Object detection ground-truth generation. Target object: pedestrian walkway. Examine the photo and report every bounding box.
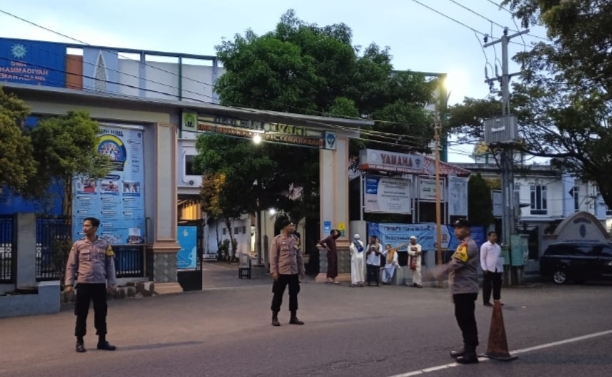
[202,261,271,289]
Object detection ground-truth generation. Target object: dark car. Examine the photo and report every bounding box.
[540,242,612,284]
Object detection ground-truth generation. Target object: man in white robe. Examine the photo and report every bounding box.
[349,234,365,287]
[408,235,423,288]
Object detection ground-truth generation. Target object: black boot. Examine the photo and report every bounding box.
[450,349,464,359]
[76,337,86,353]
[456,346,478,364]
[97,335,116,351]
[289,311,304,325]
[271,312,281,327]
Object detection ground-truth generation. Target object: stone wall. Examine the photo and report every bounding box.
[60,281,155,304]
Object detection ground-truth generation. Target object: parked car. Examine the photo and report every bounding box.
[540,242,612,284]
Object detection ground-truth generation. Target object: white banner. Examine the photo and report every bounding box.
[364,176,411,214]
[492,190,502,217]
[418,178,444,201]
[448,176,468,216]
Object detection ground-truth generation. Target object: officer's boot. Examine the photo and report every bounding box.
[289,311,304,325]
[271,311,281,327]
[97,334,117,351]
[76,336,86,353]
[455,344,479,364]
[449,348,464,359]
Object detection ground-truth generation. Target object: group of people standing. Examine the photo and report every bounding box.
[348,234,423,288]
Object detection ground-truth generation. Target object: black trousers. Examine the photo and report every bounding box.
[453,293,479,349]
[483,271,503,304]
[74,283,108,338]
[271,274,300,313]
[366,264,379,284]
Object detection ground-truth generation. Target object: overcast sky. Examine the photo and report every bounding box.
[0,0,549,162]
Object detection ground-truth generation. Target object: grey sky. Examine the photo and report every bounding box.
[0,0,549,162]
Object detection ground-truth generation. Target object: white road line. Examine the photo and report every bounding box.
[387,329,612,377]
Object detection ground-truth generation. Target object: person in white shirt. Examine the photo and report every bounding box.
[408,236,423,288]
[480,231,504,307]
[349,234,365,287]
[365,236,383,286]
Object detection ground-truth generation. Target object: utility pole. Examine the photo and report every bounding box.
[434,105,443,288]
[484,27,529,285]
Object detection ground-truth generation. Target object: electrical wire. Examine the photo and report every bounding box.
[483,0,549,42]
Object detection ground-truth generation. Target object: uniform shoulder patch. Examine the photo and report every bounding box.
[106,245,115,257]
[452,244,468,263]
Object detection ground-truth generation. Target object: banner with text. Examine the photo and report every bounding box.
[0,38,66,87]
[364,175,412,214]
[72,125,146,245]
[448,176,468,216]
[367,222,486,252]
[418,178,444,201]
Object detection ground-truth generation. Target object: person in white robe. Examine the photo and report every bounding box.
[408,235,423,288]
[349,234,365,287]
[381,244,400,284]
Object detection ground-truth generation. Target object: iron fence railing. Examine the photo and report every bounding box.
[114,245,145,278]
[36,216,72,281]
[0,215,16,283]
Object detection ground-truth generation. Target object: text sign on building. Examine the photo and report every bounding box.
[359,149,425,174]
[484,115,518,144]
[0,38,67,87]
[364,176,412,214]
[448,176,468,216]
[72,124,146,245]
[181,112,329,148]
[418,177,444,201]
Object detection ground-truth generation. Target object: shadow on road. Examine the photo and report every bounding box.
[118,341,204,351]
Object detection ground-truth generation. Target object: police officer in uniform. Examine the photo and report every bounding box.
[270,217,305,327]
[65,217,117,353]
[432,218,480,364]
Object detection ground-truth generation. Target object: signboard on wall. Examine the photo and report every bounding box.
[72,125,146,245]
[448,176,468,216]
[367,222,487,252]
[0,38,67,87]
[359,149,425,174]
[492,190,503,217]
[177,226,198,269]
[364,176,412,214]
[182,113,328,148]
[418,178,444,201]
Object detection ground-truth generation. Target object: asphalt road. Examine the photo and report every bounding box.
[0,280,610,377]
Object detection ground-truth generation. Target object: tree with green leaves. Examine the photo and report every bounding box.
[196,134,277,258]
[448,1,612,207]
[468,173,495,226]
[203,10,436,231]
[28,111,112,216]
[0,87,37,195]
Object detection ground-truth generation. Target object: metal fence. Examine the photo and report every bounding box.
[36,216,72,281]
[0,215,16,283]
[114,245,145,278]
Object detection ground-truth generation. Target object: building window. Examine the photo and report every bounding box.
[184,155,200,176]
[573,186,580,212]
[530,185,547,215]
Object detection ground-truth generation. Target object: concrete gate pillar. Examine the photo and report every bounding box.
[145,122,182,294]
[316,135,351,282]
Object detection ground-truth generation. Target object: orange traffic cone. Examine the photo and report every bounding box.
[483,301,518,361]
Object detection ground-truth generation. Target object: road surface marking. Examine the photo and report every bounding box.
[387,329,612,377]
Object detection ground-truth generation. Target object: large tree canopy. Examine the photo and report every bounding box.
[200,10,437,224]
[448,1,612,208]
[0,87,37,195]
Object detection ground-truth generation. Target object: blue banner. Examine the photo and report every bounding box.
[177,226,198,269]
[367,222,486,252]
[0,38,66,87]
[72,125,145,245]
